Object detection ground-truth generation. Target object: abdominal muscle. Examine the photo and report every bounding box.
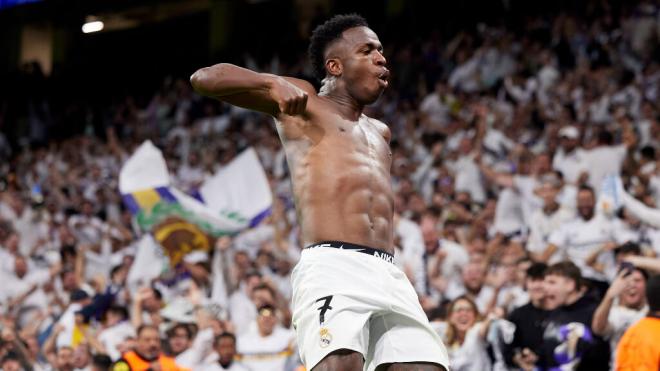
[282,121,394,254]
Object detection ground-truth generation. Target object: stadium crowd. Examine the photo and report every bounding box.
[0,1,660,370]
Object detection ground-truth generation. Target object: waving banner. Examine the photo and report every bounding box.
[119,141,271,265]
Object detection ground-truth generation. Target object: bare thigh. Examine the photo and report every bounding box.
[312,349,364,371]
[375,362,447,371]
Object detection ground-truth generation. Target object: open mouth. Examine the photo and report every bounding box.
[378,69,390,86]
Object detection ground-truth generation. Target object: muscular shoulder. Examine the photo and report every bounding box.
[282,77,317,96]
[365,116,392,143]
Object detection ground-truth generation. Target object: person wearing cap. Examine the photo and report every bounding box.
[552,126,588,185]
[112,324,189,371]
[236,304,298,371]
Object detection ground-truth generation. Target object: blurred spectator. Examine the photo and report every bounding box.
[539,261,609,370]
[615,274,660,371]
[0,3,656,370]
[112,324,189,371]
[591,265,648,367]
[546,186,627,296]
[236,304,297,371]
[526,174,574,263]
[200,332,249,371]
[432,296,494,370]
[504,262,549,370]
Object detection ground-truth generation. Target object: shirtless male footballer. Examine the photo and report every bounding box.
[191,14,449,371]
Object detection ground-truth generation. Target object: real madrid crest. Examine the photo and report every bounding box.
[319,327,333,348]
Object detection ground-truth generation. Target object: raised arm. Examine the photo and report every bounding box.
[190,63,313,117]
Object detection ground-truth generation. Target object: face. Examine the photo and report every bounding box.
[256,307,278,336]
[56,347,75,371]
[14,257,28,278]
[420,219,439,253]
[544,274,577,310]
[61,271,78,291]
[137,327,161,359]
[533,154,551,174]
[216,337,237,367]
[449,299,477,334]
[142,289,162,312]
[462,263,485,292]
[1,359,20,371]
[620,270,646,308]
[328,26,388,105]
[561,136,578,151]
[526,278,546,305]
[73,344,90,368]
[577,189,595,220]
[536,182,559,206]
[252,288,275,308]
[168,327,191,355]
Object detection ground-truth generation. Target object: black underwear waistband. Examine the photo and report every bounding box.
[305,241,394,264]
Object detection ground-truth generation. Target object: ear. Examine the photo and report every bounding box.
[325,58,342,77]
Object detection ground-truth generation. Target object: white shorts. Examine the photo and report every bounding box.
[291,243,449,371]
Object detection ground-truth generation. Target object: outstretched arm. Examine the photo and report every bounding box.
[190,63,313,117]
[621,191,660,229]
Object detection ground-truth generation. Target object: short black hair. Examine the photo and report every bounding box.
[613,241,642,257]
[92,354,113,370]
[578,184,595,197]
[647,274,660,312]
[106,305,129,321]
[167,323,193,340]
[214,332,237,346]
[545,261,583,290]
[308,14,369,80]
[527,262,548,281]
[136,324,159,337]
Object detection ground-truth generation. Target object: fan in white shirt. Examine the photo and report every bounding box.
[546,186,627,285]
[419,81,452,129]
[552,126,588,185]
[199,333,250,371]
[420,216,470,304]
[431,296,493,371]
[582,129,635,192]
[480,152,552,234]
[236,304,298,371]
[527,174,575,264]
[591,267,648,367]
[98,306,136,361]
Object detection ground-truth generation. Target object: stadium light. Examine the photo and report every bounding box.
[82,20,104,33]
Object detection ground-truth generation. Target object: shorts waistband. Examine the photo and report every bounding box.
[305,241,394,264]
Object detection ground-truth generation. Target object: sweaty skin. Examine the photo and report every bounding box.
[276,101,393,253]
[191,26,394,254]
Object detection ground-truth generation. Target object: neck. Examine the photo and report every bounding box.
[220,359,233,368]
[531,297,545,309]
[135,350,158,362]
[455,330,466,345]
[565,290,583,306]
[319,77,363,120]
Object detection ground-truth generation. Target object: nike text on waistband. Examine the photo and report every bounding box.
[305,241,394,264]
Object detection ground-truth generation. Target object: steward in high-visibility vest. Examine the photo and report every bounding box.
[112,325,190,371]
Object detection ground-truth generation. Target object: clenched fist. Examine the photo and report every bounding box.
[269,77,308,116]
